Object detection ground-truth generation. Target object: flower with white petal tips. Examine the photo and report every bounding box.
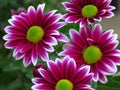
[59,24,120,83]
[3,4,69,67]
[31,56,94,90]
[62,0,115,27]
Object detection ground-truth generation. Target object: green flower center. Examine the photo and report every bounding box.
[81,5,98,18]
[27,26,44,43]
[83,46,102,64]
[55,79,73,90]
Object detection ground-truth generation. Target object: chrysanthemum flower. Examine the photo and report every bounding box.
[62,0,115,27]
[32,56,94,90]
[3,4,69,67]
[11,7,27,15]
[59,24,120,83]
[33,64,47,77]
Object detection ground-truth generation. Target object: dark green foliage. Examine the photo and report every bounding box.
[97,76,120,90]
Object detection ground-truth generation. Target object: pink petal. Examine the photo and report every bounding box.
[23,51,32,67]
[69,29,85,48]
[43,36,58,46]
[92,24,102,41]
[54,32,69,42]
[99,74,107,83]
[15,52,24,60]
[43,44,54,52]
[47,60,61,80]
[103,11,115,18]
[4,26,26,35]
[38,68,56,85]
[27,6,36,25]
[37,43,49,60]
[31,45,38,65]
[43,14,63,28]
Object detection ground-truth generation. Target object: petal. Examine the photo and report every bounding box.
[92,24,102,41]
[4,26,26,35]
[31,84,53,90]
[11,15,30,30]
[99,58,117,75]
[105,6,116,11]
[99,74,108,83]
[47,60,61,81]
[15,52,24,60]
[4,40,21,49]
[103,11,115,18]
[45,22,66,32]
[69,29,85,48]
[54,32,69,42]
[65,58,76,80]
[43,36,58,46]
[32,78,47,84]
[23,51,32,67]
[91,64,99,82]
[80,18,87,27]
[43,14,63,29]
[75,84,93,90]
[20,42,33,53]
[44,10,57,19]
[36,4,45,25]
[62,2,72,9]
[37,3,45,13]
[37,43,49,60]
[38,68,56,85]
[27,6,36,25]
[102,41,118,53]
[43,44,54,52]
[98,30,114,46]
[31,45,38,66]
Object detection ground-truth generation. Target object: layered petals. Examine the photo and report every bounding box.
[62,0,115,27]
[32,56,94,90]
[59,24,120,83]
[3,4,68,67]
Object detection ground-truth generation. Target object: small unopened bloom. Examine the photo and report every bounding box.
[33,64,47,77]
[11,7,27,15]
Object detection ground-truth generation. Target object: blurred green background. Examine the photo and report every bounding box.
[0,0,120,90]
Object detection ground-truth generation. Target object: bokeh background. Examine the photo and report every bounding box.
[0,0,120,90]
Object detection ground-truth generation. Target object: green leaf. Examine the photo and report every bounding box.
[0,0,8,7]
[97,76,120,90]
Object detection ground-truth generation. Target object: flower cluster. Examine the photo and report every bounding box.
[3,0,120,90]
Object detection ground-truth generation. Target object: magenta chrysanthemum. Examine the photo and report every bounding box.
[31,56,93,90]
[33,64,47,77]
[3,4,69,67]
[62,0,115,27]
[11,7,27,15]
[59,24,120,83]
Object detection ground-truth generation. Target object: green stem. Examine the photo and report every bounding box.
[91,81,97,89]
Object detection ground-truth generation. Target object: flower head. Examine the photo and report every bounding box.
[62,0,115,27]
[33,64,47,77]
[3,4,69,67]
[31,56,93,90]
[11,7,27,15]
[59,24,120,83]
